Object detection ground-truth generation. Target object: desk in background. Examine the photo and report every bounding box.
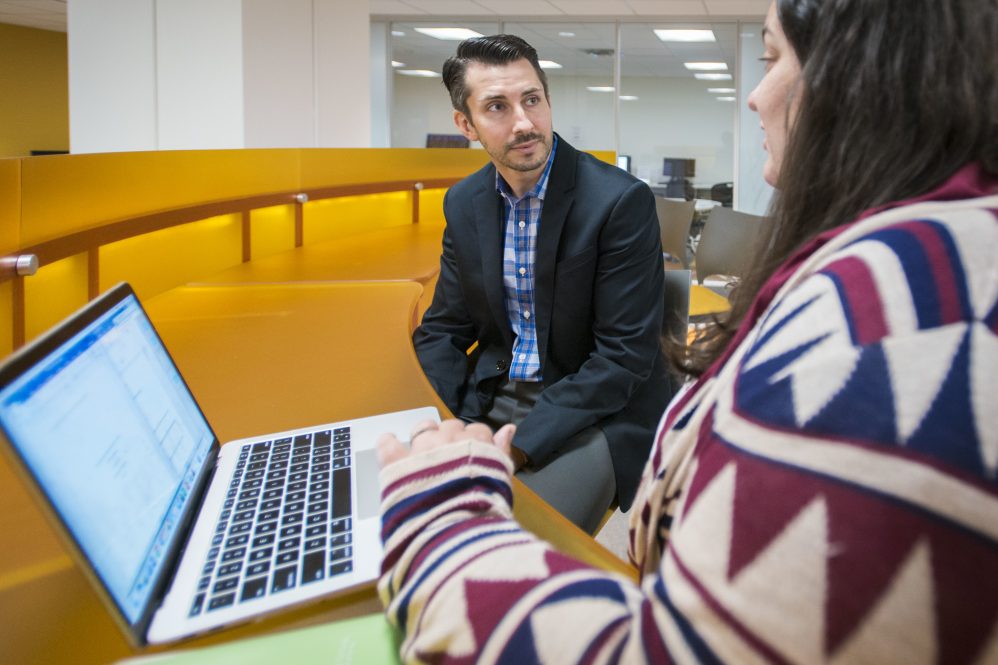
[0,282,635,665]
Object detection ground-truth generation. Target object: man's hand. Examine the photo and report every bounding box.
[377,418,518,468]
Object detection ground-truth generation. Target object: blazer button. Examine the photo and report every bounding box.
[495,359,507,372]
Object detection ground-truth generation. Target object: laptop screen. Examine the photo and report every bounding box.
[0,292,214,624]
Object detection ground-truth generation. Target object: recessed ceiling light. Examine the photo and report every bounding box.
[586,86,615,92]
[707,88,736,93]
[558,31,575,37]
[619,95,639,101]
[414,27,484,41]
[684,62,728,71]
[694,73,733,80]
[539,60,562,69]
[717,96,736,101]
[391,61,406,68]
[654,29,715,42]
[397,69,441,77]
[391,30,405,37]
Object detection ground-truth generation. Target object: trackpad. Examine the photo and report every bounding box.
[355,449,381,519]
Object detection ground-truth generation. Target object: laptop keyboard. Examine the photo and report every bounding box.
[189,427,353,616]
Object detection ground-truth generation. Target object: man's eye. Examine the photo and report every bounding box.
[487,103,504,112]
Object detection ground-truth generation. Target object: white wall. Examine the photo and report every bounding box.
[156,0,244,150]
[68,0,158,153]
[69,0,371,152]
[737,22,772,214]
[242,0,314,149]
[369,21,391,148]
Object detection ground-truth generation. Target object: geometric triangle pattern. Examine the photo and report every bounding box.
[377,193,998,665]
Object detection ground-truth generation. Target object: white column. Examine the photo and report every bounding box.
[735,21,772,215]
[67,0,372,152]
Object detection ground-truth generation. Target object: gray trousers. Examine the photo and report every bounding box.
[476,380,615,535]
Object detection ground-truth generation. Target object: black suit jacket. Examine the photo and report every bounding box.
[413,137,672,510]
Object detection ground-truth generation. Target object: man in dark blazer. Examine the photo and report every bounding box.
[412,34,672,533]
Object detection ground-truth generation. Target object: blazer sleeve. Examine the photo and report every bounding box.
[514,179,665,466]
[412,195,478,414]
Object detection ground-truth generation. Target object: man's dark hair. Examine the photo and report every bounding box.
[442,34,550,119]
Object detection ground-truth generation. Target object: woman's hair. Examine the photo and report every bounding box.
[676,0,998,376]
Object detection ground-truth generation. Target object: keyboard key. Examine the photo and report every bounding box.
[197,576,211,591]
[311,471,330,483]
[241,576,268,601]
[221,547,246,562]
[259,509,279,522]
[261,498,281,511]
[331,546,352,561]
[331,518,351,534]
[252,534,275,548]
[208,593,236,611]
[213,576,239,593]
[287,491,306,502]
[211,534,224,547]
[226,533,249,548]
[282,513,303,525]
[307,502,325,514]
[305,537,324,551]
[229,522,252,535]
[278,537,301,552]
[217,561,243,577]
[236,499,257,511]
[285,501,304,513]
[307,512,327,525]
[249,547,273,562]
[329,561,352,577]
[309,490,329,503]
[280,524,303,538]
[246,561,270,577]
[290,462,308,473]
[333,458,348,469]
[263,489,282,500]
[252,442,271,453]
[276,550,299,565]
[272,566,297,592]
[306,524,327,537]
[189,593,206,616]
[332,468,351,518]
[302,551,325,583]
[330,533,352,546]
[288,481,306,492]
[255,521,277,535]
[238,488,260,500]
[207,546,220,560]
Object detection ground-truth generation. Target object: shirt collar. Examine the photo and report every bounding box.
[495,134,558,203]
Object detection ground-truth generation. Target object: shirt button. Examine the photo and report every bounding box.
[518,267,526,276]
[518,221,525,229]
[523,310,531,319]
[519,354,526,361]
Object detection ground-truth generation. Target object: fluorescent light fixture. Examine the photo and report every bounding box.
[695,73,733,80]
[391,30,405,37]
[539,60,563,69]
[586,86,615,92]
[684,62,728,71]
[619,95,639,101]
[654,29,716,42]
[558,31,575,37]
[397,69,441,77]
[391,61,406,68]
[414,27,484,41]
[707,88,736,93]
[717,96,736,101]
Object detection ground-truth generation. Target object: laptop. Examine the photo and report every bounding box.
[0,283,438,646]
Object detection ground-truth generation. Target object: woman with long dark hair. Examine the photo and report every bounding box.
[376,1,998,662]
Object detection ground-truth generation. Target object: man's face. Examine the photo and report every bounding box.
[453,58,553,178]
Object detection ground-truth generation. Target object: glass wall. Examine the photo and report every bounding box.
[379,18,767,210]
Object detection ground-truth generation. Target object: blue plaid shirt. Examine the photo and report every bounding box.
[496,135,558,382]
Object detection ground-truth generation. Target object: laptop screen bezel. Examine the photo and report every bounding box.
[0,282,222,647]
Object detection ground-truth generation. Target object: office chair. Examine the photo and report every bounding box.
[694,206,766,284]
[655,197,696,268]
[710,182,734,208]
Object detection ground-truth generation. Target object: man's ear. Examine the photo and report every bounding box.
[453,110,478,142]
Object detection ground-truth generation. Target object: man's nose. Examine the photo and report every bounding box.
[511,104,535,134]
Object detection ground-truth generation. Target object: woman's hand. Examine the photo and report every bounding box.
[377,418,517,468]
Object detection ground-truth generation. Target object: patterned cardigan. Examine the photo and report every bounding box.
[379,167,998,664]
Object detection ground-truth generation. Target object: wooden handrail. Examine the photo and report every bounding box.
[0,177,460,286]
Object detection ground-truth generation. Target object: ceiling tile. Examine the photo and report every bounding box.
[703,0,770,16]
[401,0,495,14]
[625,0,707,15]
[473,0,565,15]
[369,0,428,14]
[547,0,636,16]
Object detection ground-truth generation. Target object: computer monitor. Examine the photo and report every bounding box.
[425,133,470,148]
[616,154,632,174]
[663,158,696,180]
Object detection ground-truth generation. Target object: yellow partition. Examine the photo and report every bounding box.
[0,281,11,356]
[418,188,447,225]
[304,192,411,245]
[250,205,296,260]
[99,214,242,301]
[19,150,301,247]
[299,148,489,188]
[22,253,88,342]
[0,159,20,254]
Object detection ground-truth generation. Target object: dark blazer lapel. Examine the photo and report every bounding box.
[534,137,577,371]
[473,169,513,347]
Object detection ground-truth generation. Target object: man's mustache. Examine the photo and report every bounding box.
[506,134,544,150]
